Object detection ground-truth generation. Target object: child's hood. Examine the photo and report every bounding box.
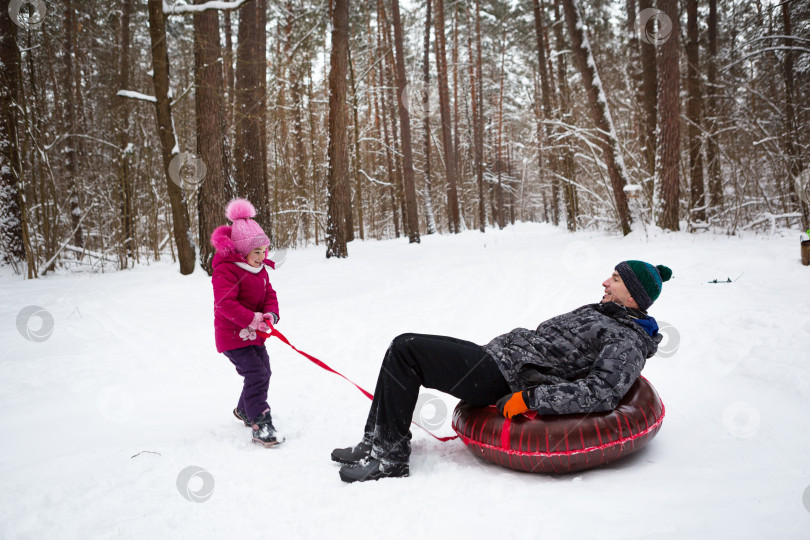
[211,225,275,269]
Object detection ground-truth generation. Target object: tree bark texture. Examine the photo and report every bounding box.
[0,8,27,268]
[234,0,271,231]
[562,0,632,235]
[423,0,438,235]
[781,4,808,230]
[553,0,578,231]
[471,0,485,232]
[62,0,84,249]
[325,0,350,258]
[147,0,196,274]
[638,0,658,184]
[532,0,559,227]
[685,0,705,223]
[704,0,722,210]
[434,0,461,233]
[391,0,420,243]
[654,0,681,231]
[117,0,135,267]
[194,0,234,274]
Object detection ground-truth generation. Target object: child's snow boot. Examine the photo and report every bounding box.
[233,408,250,427]
[251,411,283,448]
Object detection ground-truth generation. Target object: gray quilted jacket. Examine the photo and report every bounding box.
[483,302,661,415]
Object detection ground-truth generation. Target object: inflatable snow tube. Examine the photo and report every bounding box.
[451,376,665,474]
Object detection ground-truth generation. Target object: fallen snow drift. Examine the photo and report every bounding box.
[2,223,809,539]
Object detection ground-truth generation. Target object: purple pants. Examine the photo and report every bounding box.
[223,345,272,423]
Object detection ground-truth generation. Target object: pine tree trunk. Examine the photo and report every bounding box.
[532,0,559,227]
[561,0,632,235]
[276,15,291,229]
[348,45,365,240]
[343,43,356,243]
[194,0,234,275]
[781,4,808,230]
[380,1,406,239]
[552,0,578,231]
[685,0,705,224]
[0,8,28,271]
[471,0,485,232]
[325,0,350,258]
[24,30,46,267]
[292,68,310,242]
[117,0,135,268]
[234,0,270,229]
[63,0,84,250]
[626,0,642,147]
[704,0,722,211]
[258,0,268,184]
[654,0,681,231]
[451,3,460,186]
[434,0,461,233]
[222,10,235,132]
[391,0,421,243]
[147,0,196,275]
[376,0,402,238]
[308,67,320,245]
[638,0,658,186]
[423,0,438,234]
[377,33,399,238]
[496,37,506,229]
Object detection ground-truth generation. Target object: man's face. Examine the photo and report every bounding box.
[246,245,268,268]
[601,271,636,308]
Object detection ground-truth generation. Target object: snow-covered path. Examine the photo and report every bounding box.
[2,223,809,539]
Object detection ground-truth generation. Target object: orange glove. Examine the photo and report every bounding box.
[496,391,530,419]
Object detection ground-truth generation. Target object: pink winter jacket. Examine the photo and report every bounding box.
[211,225,280,353]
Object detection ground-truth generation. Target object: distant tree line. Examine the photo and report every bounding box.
[1,0,808,277]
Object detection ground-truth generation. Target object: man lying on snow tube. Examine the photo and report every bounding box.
[332,260,672,483]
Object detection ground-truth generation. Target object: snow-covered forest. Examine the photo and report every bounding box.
[0,0,809,275]
[3,1,810,536]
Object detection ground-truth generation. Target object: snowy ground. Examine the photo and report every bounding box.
[1,222,809,539]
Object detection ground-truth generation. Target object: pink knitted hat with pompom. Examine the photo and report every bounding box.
[226,199,270,257]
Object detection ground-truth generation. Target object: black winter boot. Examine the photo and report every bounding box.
[331,442,372,465]
[339,458,409,483]
[251,411,283,448]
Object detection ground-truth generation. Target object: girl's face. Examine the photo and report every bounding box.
[247,245,268,268]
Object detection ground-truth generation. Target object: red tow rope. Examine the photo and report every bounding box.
[260,327,457,442]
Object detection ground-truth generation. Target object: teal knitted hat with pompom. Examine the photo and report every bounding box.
[615,261,673,311]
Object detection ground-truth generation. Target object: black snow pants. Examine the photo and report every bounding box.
[361,333,511,465]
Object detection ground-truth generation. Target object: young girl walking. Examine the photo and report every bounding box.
[211,198,282,447]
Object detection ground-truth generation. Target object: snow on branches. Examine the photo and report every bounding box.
[162,0,251,15]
